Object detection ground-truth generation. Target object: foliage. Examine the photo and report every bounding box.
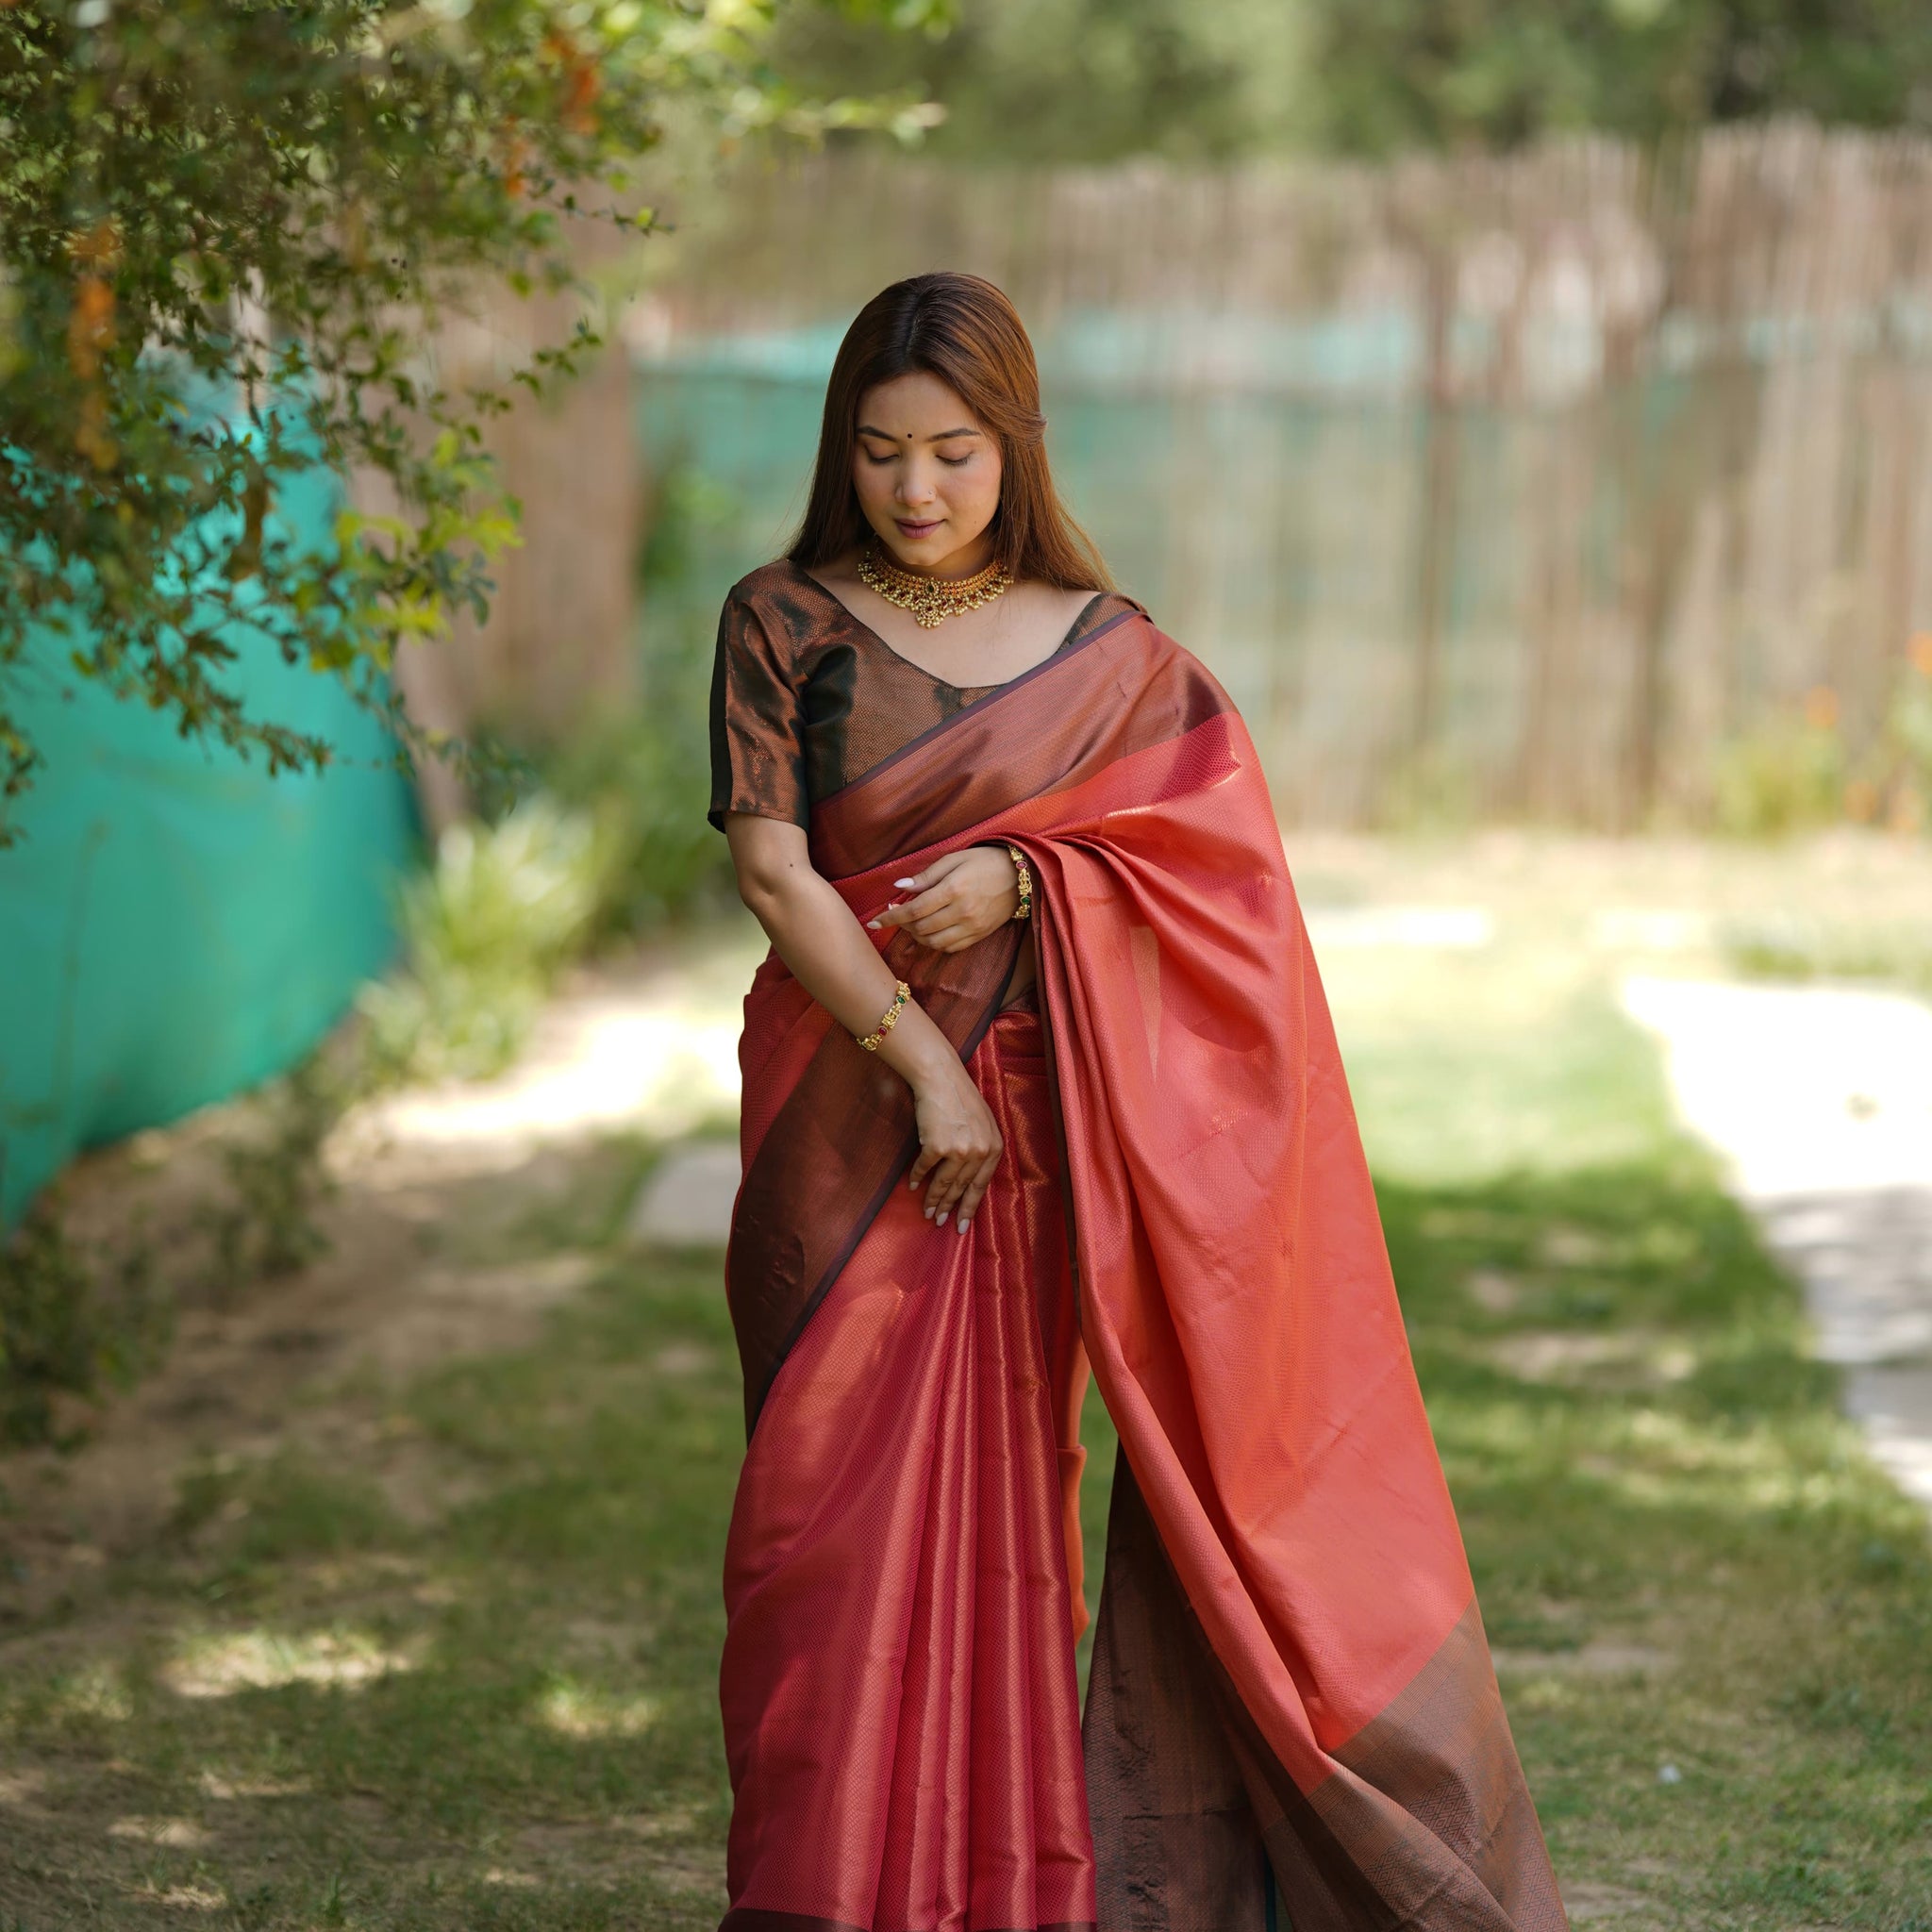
[200,1055,344,1301]
[0,0,948,846]
[537,456,742,934]
[1722,913,1932,996]
[1862,633,1932,834]
[0,1193,168,1446]
[764,0,1308,162]
[1707,646,1932,841]
[357,793,612,1083]
[765,0,1932,163]
[0,1052,357,1444]
[1302,0,1932,154]
[1710,688,1847,839]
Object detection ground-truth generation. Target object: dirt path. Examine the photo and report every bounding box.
[1,937,754,1630]
[1623,974,1932,1513]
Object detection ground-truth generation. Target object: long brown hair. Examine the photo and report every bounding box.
[785,272,1113,591]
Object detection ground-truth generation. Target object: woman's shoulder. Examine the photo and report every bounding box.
[723,556,808,616]
[1066,585,1152,641]
[717,558,837,668]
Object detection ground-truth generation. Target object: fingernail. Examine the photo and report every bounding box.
[957,1219,970,1235]
[866,919,880,929]
[936,1209,948,1225]
[894,877,917,889]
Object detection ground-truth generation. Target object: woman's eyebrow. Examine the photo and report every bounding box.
[856,424,983,441]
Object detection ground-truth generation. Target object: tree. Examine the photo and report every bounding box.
[765,0,1311,164]
[767,0,1932,164]
[1306,0,1932,156]
[0,0,946,842]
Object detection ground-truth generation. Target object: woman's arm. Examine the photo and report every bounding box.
[724,811,1004,1234]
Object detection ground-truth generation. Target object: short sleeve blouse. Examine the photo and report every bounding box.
[707,558,1145,834]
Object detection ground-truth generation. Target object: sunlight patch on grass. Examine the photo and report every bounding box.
[107,1815,210,1847]
[196,1768,312,1800]
[126,1881,225,1911]
[161,1625,423,1699]
[533,1674,662,1739]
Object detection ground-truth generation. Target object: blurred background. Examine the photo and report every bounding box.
[4,3,1932,1927]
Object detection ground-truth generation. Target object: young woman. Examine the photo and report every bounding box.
[708,271,1568,1932]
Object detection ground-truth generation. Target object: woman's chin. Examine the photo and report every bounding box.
[879,524,946,561]
[878,526,1003,577]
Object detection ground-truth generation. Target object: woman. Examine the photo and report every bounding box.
[708,271,1568,1932]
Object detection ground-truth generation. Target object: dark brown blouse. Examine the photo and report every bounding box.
[708,557,1148,834]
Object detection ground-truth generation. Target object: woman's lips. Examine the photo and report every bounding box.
[895,517,941,537]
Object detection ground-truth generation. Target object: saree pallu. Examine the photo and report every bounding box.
[719,610,1570,1932]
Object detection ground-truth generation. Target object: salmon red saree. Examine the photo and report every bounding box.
[716,592,1569,1932]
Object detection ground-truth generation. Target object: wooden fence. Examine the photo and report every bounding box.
[631,124,1932,827]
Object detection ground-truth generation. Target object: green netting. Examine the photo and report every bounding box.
[0,442,417,1230]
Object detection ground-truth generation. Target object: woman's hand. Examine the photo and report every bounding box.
[908,1058,1004,1233]
[723,813,1005,1234]
[869,845,1019,953]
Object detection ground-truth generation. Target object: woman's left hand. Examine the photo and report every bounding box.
[868,845,1019,953]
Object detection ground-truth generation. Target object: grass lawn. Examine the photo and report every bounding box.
[3,887,1930,1928]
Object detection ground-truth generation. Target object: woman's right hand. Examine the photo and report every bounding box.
[908,1061,1004,1233]
[721,812,1005,1233]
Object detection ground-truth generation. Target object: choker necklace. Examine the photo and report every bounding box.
[858,536,1014,628]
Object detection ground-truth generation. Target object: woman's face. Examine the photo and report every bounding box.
[852,371,1003,575]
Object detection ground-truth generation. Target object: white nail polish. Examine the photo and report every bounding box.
[866,919,880,929]
[936,1209,948,1225]
[957,1219,969,1235]
[894,877,917,889]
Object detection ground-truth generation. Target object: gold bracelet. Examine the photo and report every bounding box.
[856,979,911,1052]
[1006,843,1033,923]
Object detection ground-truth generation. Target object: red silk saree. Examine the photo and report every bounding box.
[715,578,1569,1932]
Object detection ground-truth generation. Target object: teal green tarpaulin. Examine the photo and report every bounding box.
[0,441,417,1229]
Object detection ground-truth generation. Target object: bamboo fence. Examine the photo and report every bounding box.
[630,123,1932,827]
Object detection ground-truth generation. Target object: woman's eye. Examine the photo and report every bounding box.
[860,448,894,466]
[939,454,971,468]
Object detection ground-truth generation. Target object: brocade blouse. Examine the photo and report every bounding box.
[707,558,1148,834]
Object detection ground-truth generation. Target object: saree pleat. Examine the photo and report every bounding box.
[718,608,1570,1931]
[721,1009,1097,1932]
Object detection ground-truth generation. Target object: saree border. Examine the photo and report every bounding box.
[747,935,1024,1432]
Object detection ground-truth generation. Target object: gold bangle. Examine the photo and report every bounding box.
[856,979,911,1052]
[1007,843,1033,923]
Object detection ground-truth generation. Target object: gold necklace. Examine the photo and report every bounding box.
[858,536,1014,628]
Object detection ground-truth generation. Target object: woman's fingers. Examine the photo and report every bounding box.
[905,851,973,891]
[921,1135,1001,1224]
[954,1146,1004,1233]
[921,1152,968,1223]
[908,1142,943,1192]
[871,849,1016,941]
[872,882,954,932]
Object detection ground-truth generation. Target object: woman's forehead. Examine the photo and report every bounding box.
[855,371,983,440]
